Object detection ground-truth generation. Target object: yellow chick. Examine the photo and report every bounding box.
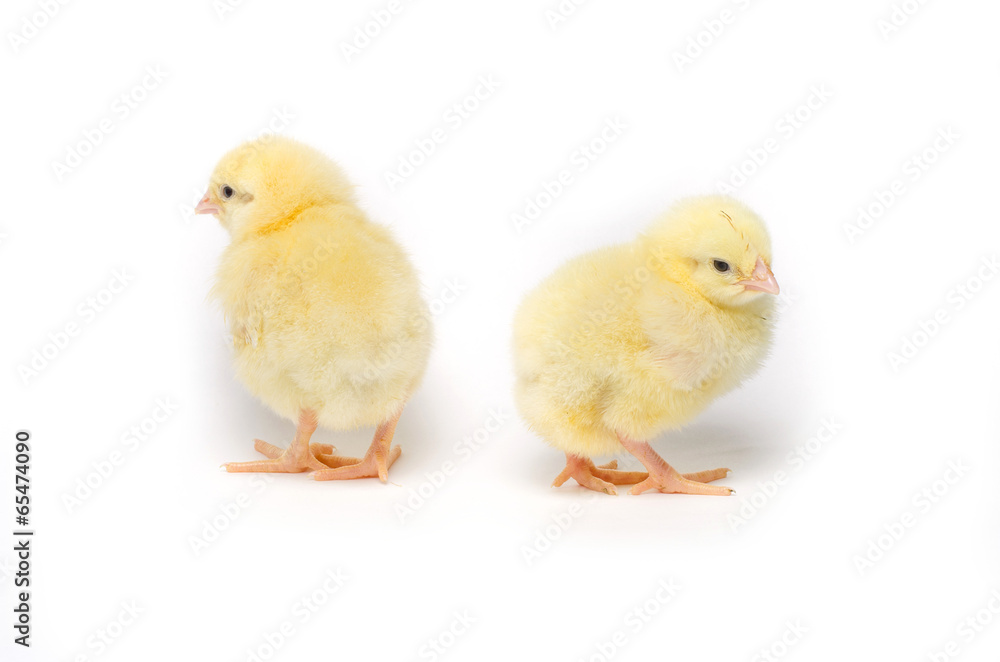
[196,136,432,482]
[513,195,779,495]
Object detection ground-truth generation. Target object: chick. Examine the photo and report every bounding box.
[513,195,779,495]
[196,136,432,482]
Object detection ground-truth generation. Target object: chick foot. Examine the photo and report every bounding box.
[313,410,403,483]
[618,435,733,496]
[552,455,648,495]
[224,410,328,473]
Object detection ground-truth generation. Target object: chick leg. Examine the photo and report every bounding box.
[618,434,733,496]
[312,409,403,483]
[223,410,330,473]
[552,455,648,496]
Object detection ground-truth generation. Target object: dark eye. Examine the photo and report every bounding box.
[221,185,235,199]
[713,259,730,273]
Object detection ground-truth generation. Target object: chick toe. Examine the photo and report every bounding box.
[629,474,733,497]
[591,465,648,487]
[313,452,363,469]
[681,467,731,483]
[251,439,339,464]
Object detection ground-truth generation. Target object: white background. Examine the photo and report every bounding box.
[3,0,999,660]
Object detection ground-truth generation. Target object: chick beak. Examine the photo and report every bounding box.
[741,257,780,295]
[195,193,221,216]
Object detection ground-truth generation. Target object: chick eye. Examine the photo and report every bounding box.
[220,185,235,199]
[712,259,731,273]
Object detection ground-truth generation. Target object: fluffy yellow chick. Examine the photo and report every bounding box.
[513,195,779,495]
[196,136,432,482]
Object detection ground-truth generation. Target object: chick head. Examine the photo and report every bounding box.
[643,195,779,307]
[196,136,354,237]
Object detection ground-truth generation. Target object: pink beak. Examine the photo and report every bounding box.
[741,257,779,294]
[195,193,221,216]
